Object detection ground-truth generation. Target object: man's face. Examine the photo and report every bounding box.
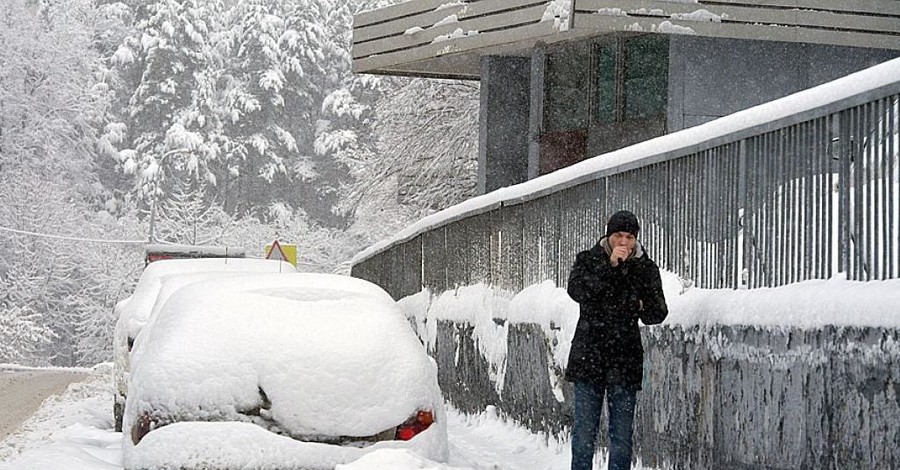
[609,231,636,252]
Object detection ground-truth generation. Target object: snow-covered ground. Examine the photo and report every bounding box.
[4,269,898,469]
[0,364,659,470]
[4,267,898,470]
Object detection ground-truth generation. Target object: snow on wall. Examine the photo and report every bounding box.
[398,278,900,468]
[670,9,724,22]
[541,0,572,32]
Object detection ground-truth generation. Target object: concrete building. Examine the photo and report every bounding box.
[352,0,900,193]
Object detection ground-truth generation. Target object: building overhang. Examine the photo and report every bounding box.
[352,0,900,80]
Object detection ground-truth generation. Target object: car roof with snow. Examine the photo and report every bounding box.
[116,258,297,338]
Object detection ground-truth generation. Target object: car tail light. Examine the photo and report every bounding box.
[132,412,158,445]
[395,410,434,441]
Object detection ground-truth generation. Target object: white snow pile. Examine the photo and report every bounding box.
[435,1,466,12]
[0,364,120,470]
[336,448,470,470]
[129,421,446,470]
[652,20,697,34]
[432,28,479,44]
[666,276,900,329]
[433,14,459,28]
[542,0,571,31]
[596,8,628,16]
[670,9,725,22]
[124,273,447,469]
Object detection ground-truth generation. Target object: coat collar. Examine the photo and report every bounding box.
[595,236,646,260]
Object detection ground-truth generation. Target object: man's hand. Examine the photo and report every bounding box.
[610,246,631,267]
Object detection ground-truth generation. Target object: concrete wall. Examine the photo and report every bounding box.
[424,318,899,469]
[668,36,900,131]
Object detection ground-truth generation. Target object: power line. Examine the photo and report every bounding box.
[0,224,146,244]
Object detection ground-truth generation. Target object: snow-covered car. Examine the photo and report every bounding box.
[113,258,297,431]
[122,273,447,470]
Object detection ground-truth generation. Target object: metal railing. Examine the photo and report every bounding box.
[352,64,900,296]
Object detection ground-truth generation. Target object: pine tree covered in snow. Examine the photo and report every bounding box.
[0,303,56,365]
[151,176,230,244]
[100,0,227,200]
[100,0,361,225]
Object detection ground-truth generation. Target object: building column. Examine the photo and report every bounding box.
[477,55,531,195]
[527,46,546,181]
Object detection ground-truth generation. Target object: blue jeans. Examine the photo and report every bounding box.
[571,381,637,470]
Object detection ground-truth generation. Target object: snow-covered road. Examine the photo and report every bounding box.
[0,367,89,441]
[0,364,654,470]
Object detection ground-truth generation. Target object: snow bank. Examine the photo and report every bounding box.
[0,363,119,469]
[666,276,900,329]
[336,448,470,470]
[129,421,447,470]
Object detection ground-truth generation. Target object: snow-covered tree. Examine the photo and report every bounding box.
[100,0,358,225]
[99,0,226,202]
[338,78,480,231]
[0,303,56,365]
[0,170,110,365]
[73,235,144,365]
[151,176,230,245]
[0,0,108,183]
[0,0,483,366]
[0,0,141,366]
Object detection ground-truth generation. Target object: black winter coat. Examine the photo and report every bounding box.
[564,238,668,389]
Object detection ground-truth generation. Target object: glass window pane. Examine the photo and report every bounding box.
[544,44,589,132]
[592,42,617,124]
[624,35,668,119]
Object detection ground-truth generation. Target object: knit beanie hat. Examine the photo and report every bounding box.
[605,210,640,237]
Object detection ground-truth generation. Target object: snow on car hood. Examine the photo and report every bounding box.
[126,273,441,440]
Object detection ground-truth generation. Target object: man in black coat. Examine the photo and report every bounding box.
[565,210,668,470]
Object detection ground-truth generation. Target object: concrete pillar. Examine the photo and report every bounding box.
[527,46,546,181]
[477,55,531,195]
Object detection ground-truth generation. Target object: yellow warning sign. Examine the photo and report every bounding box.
[265,241,298,267]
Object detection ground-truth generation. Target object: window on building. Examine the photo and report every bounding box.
[624,35,668,119]
[590,35,668,124]
[592,42,618,124]
[544,43,589,133]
